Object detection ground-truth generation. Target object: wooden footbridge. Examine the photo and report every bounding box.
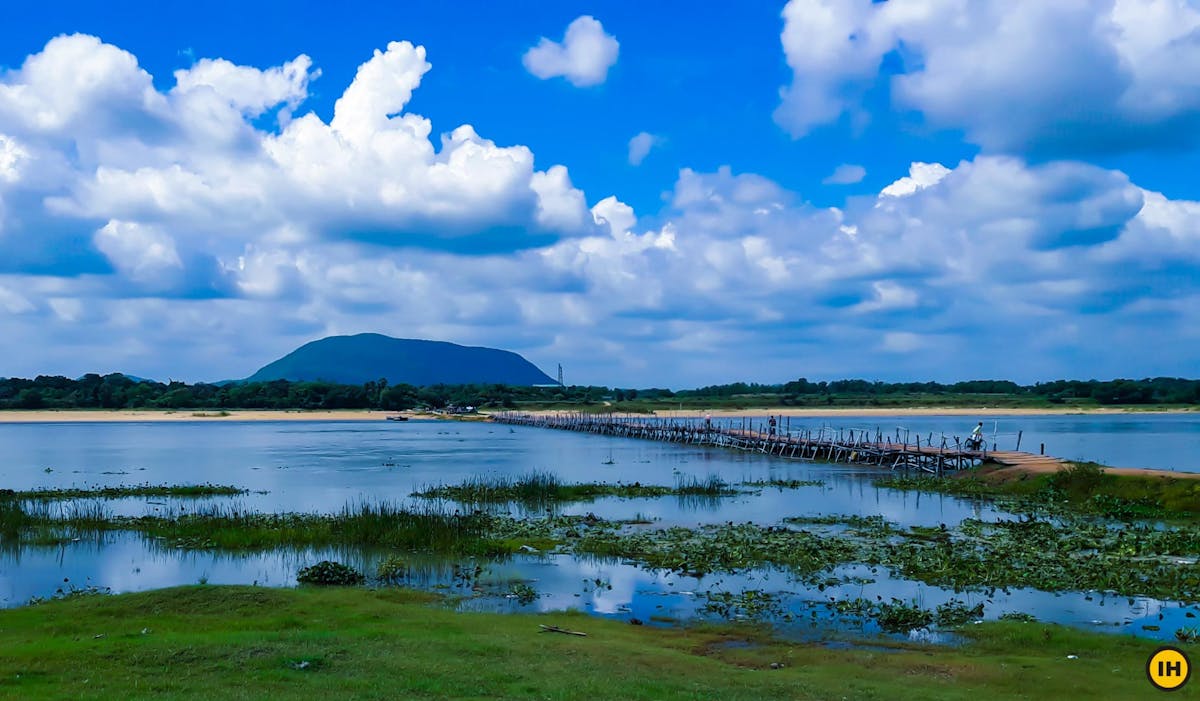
[492,412,1061,475]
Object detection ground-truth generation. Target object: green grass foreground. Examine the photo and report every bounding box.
[0,585,1178,701]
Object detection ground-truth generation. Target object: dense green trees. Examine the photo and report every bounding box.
[1032,378,1200,405]
[677,377,1198,406]
[0,374,1196,410]
[0,375,609,411]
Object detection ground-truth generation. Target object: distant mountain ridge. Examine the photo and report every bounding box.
[245,334,556,386]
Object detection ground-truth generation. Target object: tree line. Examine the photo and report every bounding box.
[676,377,1200,405]
[0,373,1196,411]
[0,374,606,411]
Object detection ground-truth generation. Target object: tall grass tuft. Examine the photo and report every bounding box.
[1,499,114,546]
[0,500,29,539]
[134,501,511,555]
[0,484,246,501]
[414,473,740,505]
[673,475,733,496]
[413,472,564,506]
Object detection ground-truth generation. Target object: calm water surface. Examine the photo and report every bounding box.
[1,415,1197,640]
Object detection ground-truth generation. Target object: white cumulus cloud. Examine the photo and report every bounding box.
[775,0,1200,154]
[0,34,608,295]
[627,132,661,166]
[879,162,950,198]
[93,220,183,280]
[523,16,619,87]
[823,163,866,185]
[0,33,1197,388]
[173,54,318,119]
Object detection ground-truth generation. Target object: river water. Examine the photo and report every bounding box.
[1,414,1197,640]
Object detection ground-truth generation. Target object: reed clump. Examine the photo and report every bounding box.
[0,484,246,501]
[413,471,737,505]
[0,499,115,546]
[127,501,520,555]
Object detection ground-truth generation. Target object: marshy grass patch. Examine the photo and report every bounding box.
[740,479,826,490]
[1,499,116,546]
[876,461,1200,519]
[0,483,248,501]
[8,491,1200,607]
[129,500,535,555]
[412,471,739,506]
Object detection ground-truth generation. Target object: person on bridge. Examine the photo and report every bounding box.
[970,422,984,449]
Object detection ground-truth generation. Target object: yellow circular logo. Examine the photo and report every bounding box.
[1147,646,1191,692]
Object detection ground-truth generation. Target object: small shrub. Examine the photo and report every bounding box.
[1049,462,1107,495]
[509,582,538,605]
[934,600,985,626]
[375,555,407,583]
[876,599,933,632]
[297,560,365,586]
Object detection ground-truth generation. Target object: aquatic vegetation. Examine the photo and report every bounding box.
[0,483,248,501]
[820,597,956,632]
[572,512,1200,603]
[1,499,114,546]
[875,599,934,632]
[128,502,546,555]
[412,472,737,505]
[413,471,569,504]
[701,590,789,621]
[873,475,994,499]
[998,612,1038,623]
[0,500,26,538]
[297,561,365,586]
[740,479,825,489]
[8,493,1200,607]
[452,564,485,587]
[933,600,985,626]
[876,462,1200,518]
[573,521,859,578]
[27,578,112,606]
[508,582,538,604]
[783,514,892,535]
[673,475,734,496]
[869,516,1200,601]
[375,555,408,583]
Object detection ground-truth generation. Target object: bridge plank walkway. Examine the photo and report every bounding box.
[493,412,1054,474]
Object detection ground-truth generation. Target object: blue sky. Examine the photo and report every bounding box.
[1,1,1199,387]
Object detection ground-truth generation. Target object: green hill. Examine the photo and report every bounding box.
[245,334,556,386]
